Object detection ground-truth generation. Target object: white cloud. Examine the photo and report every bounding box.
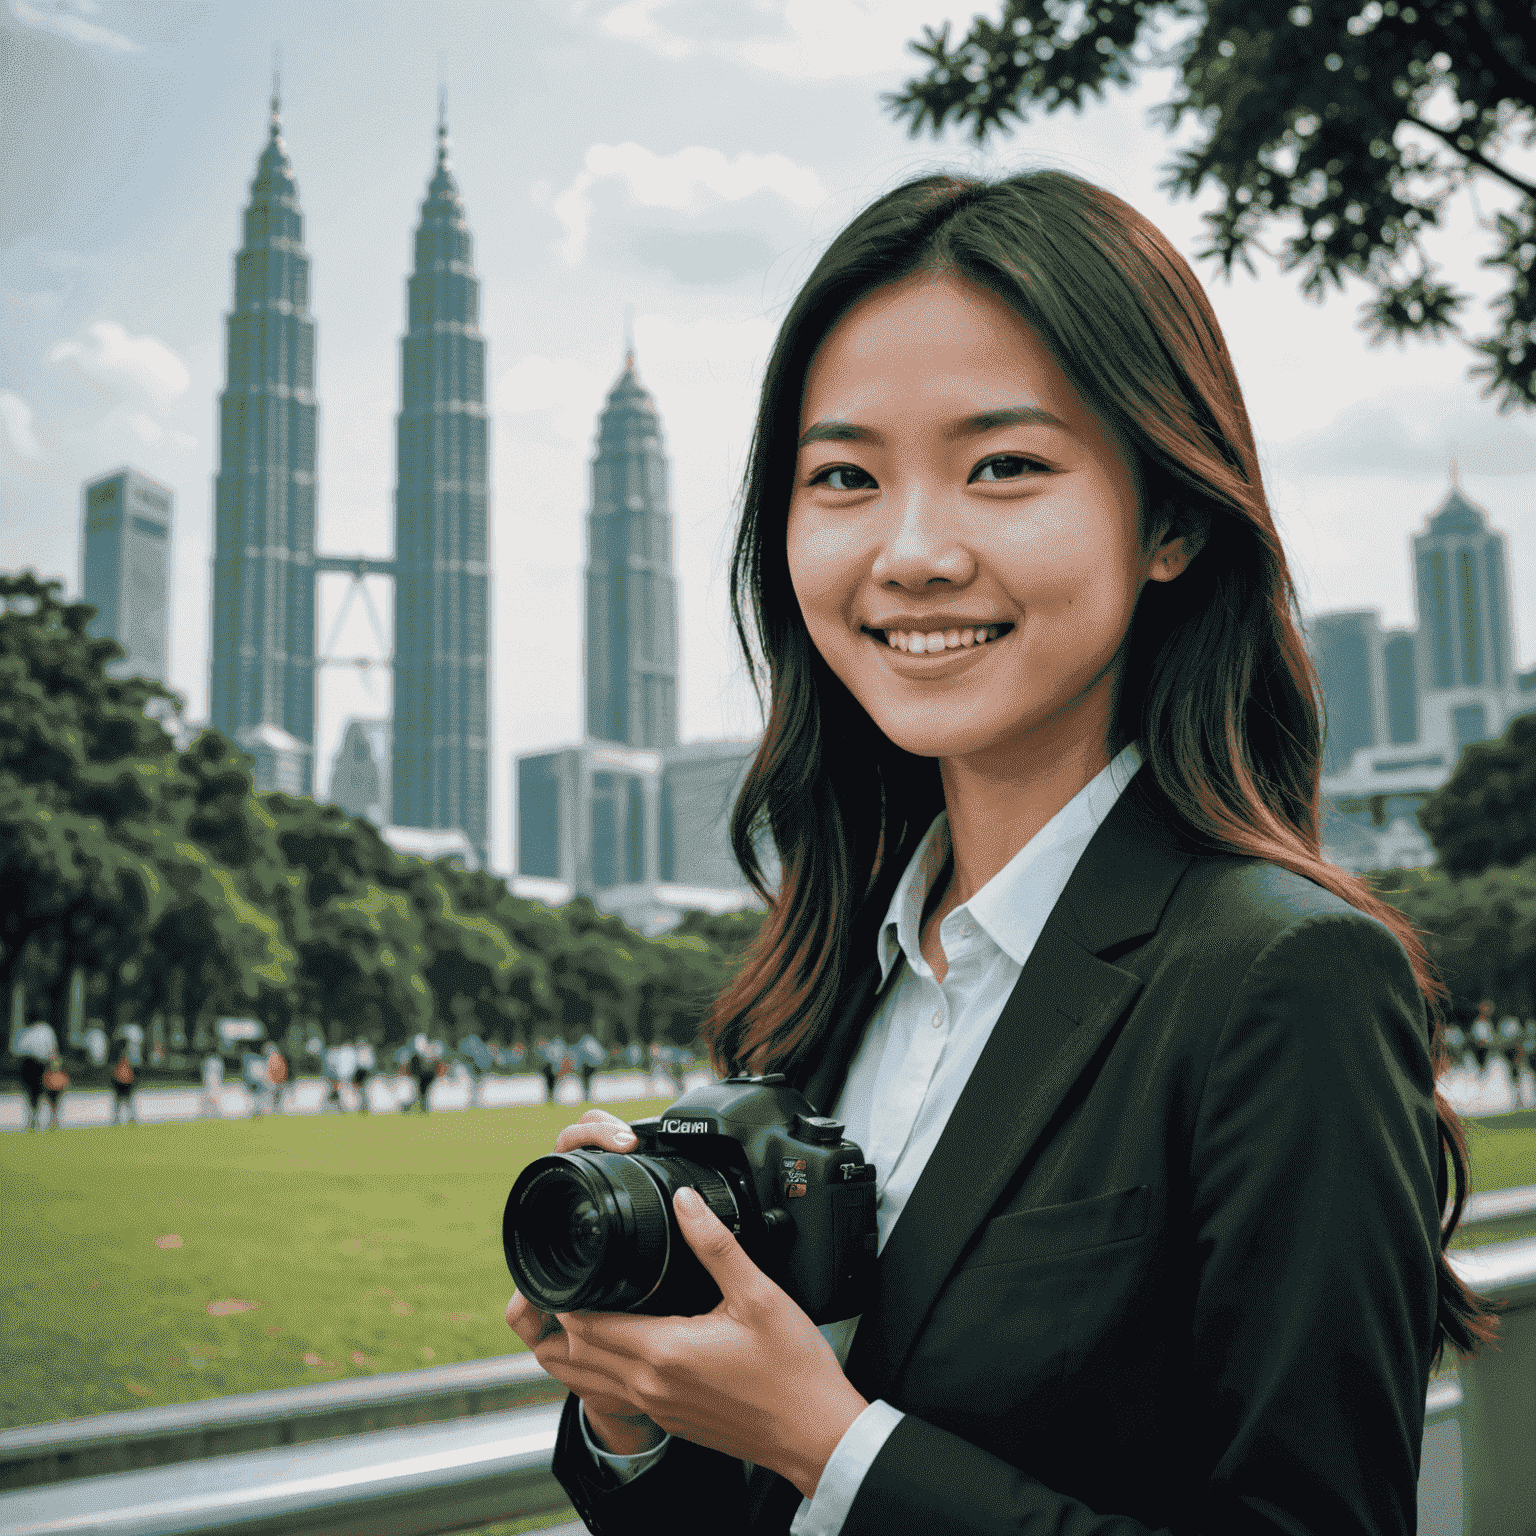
[9,0,140,52]
[554,143,827,263]
[586,0,973,81]
[0,393,43,459]
[47,321,190,408]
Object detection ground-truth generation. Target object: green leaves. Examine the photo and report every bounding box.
[1418,712,1536,877]
[886,0,1536,409]
[3,567,761,1055]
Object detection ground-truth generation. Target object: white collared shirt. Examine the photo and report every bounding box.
[582,744,1145,1533]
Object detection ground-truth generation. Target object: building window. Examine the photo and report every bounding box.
[1452,703,1488,756]
[1457,548,1481,684]
[1419,550,1453,687]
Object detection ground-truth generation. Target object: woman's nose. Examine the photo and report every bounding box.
[870,484,974,588]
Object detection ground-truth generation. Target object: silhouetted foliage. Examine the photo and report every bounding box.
[2,569,758,1061]
[886,0,1536,408]
[1419,711,1536,875]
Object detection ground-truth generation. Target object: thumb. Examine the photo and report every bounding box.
[673,1186,759,1295]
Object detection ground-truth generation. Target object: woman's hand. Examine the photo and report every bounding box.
[557,1184,870,1501]
[505,1109,666,1454]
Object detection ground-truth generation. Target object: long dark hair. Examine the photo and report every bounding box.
[703,169,1497,1367]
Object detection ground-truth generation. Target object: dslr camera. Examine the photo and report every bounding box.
[503,1073,878,1324]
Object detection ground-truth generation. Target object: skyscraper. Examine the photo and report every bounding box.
[208,80,318,794]
[584,348,679,750]
[1412,475,1516,730]
[391,105,491,867]
[81,467,173,683]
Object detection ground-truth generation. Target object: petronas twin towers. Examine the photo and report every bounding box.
[208,83,490,864]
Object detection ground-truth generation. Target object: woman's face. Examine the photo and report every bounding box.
[785,270,1193,773]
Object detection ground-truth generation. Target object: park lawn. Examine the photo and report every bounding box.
[0,1096,673,1430]
[1,1101,1531,1431]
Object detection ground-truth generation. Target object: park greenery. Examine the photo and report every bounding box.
[0,571,763,1064]
[1375,710,1536,1014]
[888,0,1536,409]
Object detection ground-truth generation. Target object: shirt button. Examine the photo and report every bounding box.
[931,1011,943,1029]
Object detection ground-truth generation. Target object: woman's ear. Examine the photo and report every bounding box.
[1146,504,1210,584]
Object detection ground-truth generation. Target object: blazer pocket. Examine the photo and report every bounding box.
[957,1184,1150,1271]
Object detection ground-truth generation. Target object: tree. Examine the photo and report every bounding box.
[1375,858,1536,1013]
[886,0,1536,408]
[1417,710,1536,875]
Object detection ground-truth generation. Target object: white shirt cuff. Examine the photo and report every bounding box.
[788,1400,905,1536]
[578,1401,672,1485]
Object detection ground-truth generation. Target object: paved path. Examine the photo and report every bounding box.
[0,1069,715,1132]
[4,1060,1529,1133]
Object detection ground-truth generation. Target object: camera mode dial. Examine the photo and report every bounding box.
[793,1113,846,1146]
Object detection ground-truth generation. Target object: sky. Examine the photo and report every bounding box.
[3,0,1534,877]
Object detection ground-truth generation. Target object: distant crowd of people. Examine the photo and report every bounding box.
[1444,999,1535,1104]
[10,1021,700,1129]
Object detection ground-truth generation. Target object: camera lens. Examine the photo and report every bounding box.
[504,1150,740,1315]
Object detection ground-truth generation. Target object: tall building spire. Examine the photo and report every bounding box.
[584,348,679,750]
[208,86,318,794]
[391,110,491,866]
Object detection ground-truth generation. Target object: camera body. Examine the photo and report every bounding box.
[503,1073,878,1324]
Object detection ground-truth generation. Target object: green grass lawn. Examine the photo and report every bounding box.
[2,1101,1531,1431]
[0,1097,674,1430]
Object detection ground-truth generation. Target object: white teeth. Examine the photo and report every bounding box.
[882,625,1004,652]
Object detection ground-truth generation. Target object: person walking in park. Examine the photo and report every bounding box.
[110,1049,136,1124]
[1469,999,1496,1077]
[14,1018,57,1131]
[200,1052,224,1117]
[322,1043,346,1113]
[510,170,1498,1535]
[414,1046,439,1113]
[353,1038,374,1113]
[536,1037,560,1104]
[39,1054,68,1130]
[264,1041,288,1114]
[200,1051,225,1118]
[576,1034,605,1102]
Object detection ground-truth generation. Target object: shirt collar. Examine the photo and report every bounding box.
[875,742,1144,983]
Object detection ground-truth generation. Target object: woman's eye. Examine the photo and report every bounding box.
[970,454,1042,483]
[810,464,876,491]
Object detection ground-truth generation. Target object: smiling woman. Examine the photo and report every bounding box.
[522,171,1502,1536]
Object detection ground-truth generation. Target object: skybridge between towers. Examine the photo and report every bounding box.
[207,81,489,866]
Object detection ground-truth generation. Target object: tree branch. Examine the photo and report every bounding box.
[1403,113,1536,199]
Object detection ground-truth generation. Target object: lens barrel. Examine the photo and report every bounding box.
[504,1150,739,1315]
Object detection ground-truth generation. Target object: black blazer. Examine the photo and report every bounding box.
[551,780,1442,1534]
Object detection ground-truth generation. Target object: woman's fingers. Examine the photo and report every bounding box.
[553,1109,637,1154]
[506,1292,647,1420]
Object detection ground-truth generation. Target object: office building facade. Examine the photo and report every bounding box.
[81,467,173,683]
[585,351,679,750]
[1313,476,1531,871]
[208,84,318,794]
[514,351,763,930]
[391,112,491,867]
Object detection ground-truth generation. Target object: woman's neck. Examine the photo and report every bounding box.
[937,733,1114,909]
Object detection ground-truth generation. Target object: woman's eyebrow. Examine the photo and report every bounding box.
[797,404,1067,450]
[798,419,875,448]
[949,405,1067,437]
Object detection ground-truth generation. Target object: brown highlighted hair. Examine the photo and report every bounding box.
[704,169,1497,1367]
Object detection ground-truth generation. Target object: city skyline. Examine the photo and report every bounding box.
[5,2,1536,875]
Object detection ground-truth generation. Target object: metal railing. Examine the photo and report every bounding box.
[2,1225,1532,1536]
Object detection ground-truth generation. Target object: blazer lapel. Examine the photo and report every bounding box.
[842,783,1193,1403]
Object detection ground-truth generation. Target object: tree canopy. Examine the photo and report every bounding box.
[1418,709,1536,875]
[886,0,1536,409]
[1,569,765,1062]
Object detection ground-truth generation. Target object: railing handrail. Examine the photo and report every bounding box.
[1458,1181,1536,1224]
[2,1235,1532,1535]
[0,1405,569,1536]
